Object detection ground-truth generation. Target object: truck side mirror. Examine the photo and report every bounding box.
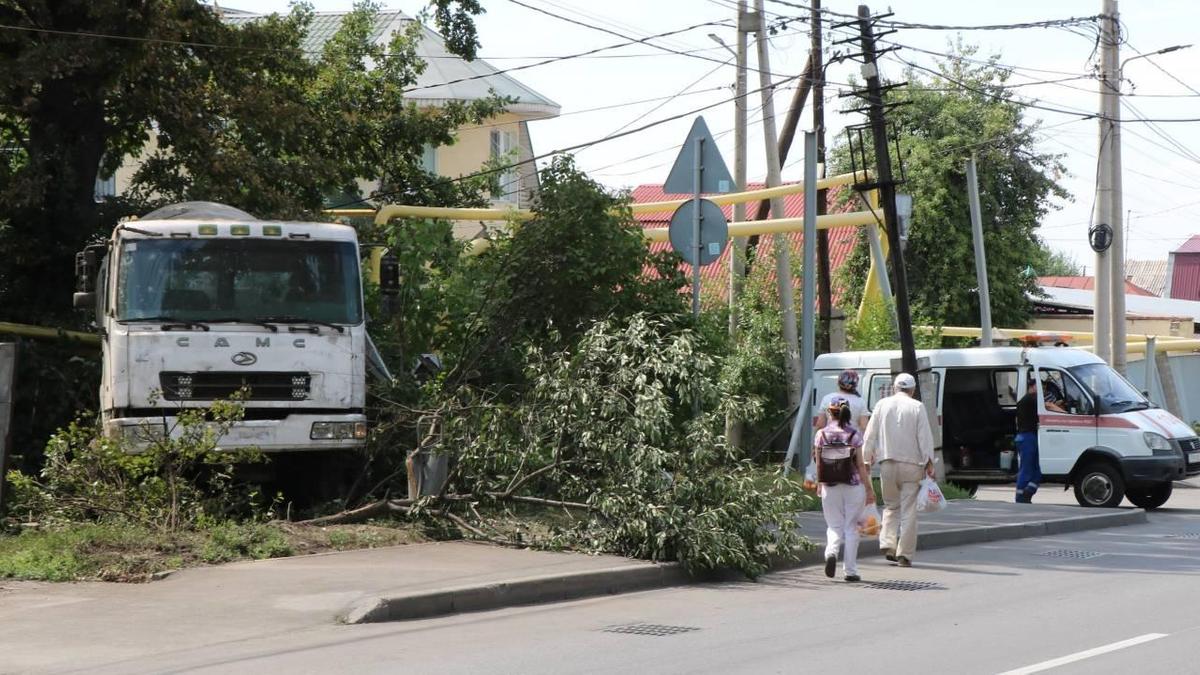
[73,246,103,309]
[379,253,399,297]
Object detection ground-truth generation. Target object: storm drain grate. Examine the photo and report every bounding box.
[602,623,700,637]
[1165,532,1200,540]
[1040,549,1105,560]
[857,580,943,592]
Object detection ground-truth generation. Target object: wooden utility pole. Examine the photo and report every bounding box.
[754,0,803,411]
[854,5,919,381]
[812,0,832,354]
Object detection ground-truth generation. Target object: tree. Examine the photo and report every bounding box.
[0,0,496,322]
[834,43,1068,328]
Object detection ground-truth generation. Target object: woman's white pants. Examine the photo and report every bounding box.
[822,483,866,576]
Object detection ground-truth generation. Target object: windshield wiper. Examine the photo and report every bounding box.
[1115,400,1151,412]
[121,316,210,331]
[205,318,279,332]
[255,315,346,333]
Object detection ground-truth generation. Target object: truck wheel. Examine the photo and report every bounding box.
[1126,482,1173,510]
[1073,462,1125,508]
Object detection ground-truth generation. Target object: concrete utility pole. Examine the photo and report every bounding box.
[724,1,750,449]
[855,5,920,382]
[1106,0,1127,373]
[811,0,833,353]
[754,0,803,412]
[1093,0,1117,364]
[966,155,993,346]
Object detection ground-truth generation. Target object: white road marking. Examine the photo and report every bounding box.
[996,633,1169,675]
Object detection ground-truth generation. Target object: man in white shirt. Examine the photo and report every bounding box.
[862,373,935,568]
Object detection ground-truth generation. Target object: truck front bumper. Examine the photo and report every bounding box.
[105,412,367,453]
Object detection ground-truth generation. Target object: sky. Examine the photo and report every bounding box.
[234,0,1200,273]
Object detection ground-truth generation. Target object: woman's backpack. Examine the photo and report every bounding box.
[817,428,859,485]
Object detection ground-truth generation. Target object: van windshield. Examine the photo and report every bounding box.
[117,238,362,325]
[1067,363,1150,414]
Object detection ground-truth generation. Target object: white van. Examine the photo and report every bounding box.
[813,347,1199,509]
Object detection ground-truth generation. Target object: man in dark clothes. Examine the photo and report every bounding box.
[1015,377,1065,503]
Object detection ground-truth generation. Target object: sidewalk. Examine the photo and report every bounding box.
[0,500,1144,671]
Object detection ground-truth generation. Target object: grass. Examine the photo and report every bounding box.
[0,520,427,582]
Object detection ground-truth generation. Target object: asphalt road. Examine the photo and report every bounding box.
[61,504,1200,675]
[974,476,1200,510]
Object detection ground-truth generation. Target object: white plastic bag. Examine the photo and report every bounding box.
[916,477,948,513]
[803,462,819,492]
[857,503,881,536]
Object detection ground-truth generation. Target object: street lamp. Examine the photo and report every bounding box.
[1120,44,1192,83]
[708,33,735,59]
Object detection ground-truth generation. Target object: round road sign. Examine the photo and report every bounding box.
[668,198,729,267]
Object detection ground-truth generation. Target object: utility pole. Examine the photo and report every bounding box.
[1107,1,1126,373]
[811,0,832,353]
[754,0,803,412]
[1092,0,1117,364]
[725,1,750,449]
[966,155,993,346]
[853,5,920,381]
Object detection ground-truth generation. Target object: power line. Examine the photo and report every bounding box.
[401,18,734,94]
[764,0,1104,32]
[454,86,732,132]
[331,66,809,208]
[891,54,1200,123]
[502,0,794,79]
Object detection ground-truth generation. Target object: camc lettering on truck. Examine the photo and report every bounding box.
[173,337,307,348]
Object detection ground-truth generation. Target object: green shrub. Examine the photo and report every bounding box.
[4,396,267,532]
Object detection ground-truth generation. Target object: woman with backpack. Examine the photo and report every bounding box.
[814,396,875,582]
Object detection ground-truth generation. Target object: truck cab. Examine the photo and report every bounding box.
[74,202,370,454]
[814,347,1198,510]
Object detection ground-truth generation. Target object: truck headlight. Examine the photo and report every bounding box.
[120,422,167,443]
[1143,432,1173,453]
[310,421,368,440]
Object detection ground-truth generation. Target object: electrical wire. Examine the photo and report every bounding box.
[329,66,810,209]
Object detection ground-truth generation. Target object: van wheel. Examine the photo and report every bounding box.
[1126,482,1172,510]
[1073,462,1125,508]
[949,481,979,497]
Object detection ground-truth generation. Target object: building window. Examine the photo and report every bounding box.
[421,143,438,175]
[489,129,518,202]
[94,173,116,202]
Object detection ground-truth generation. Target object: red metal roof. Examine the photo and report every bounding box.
[1038,276,1156,297]
[1169,257,1200,301]
[1173,235,1200,254]
[631,183,861,308]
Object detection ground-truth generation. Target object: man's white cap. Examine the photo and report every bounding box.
[894,373,917,390]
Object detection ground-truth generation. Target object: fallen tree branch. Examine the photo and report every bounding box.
[297,498,413,526]
[492,494,593,511]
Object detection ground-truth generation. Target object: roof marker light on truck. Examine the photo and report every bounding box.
[262,225,282,236]
[289,233,311,240]
[198,225,218,236]
[170,231,191,238]
[230,225,251,236]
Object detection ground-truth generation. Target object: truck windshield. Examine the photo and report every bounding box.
[1067,363,1150,414]
[117,238,362,325]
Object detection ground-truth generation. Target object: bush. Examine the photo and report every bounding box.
[4,396,269,532]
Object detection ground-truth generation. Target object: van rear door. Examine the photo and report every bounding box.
[1035,367,1098,475]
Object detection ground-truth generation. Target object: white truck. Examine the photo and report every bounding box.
[814,346,1199,509]
[73,202,393,456]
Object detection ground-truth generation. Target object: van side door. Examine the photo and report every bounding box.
[1035,367,1098,475]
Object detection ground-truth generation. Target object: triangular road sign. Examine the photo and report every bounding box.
[663,116,735,195]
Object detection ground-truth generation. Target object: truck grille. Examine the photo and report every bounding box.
[1180,438,1200,454]
[160,372,311,401]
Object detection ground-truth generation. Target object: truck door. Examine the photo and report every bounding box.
[1035,367,1098,475]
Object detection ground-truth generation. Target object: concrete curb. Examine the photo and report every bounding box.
[339,508,1146,624]
[340,562,689,624]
